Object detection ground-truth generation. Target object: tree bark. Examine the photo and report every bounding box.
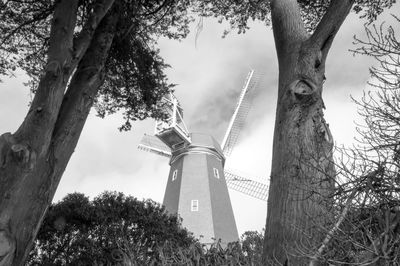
[263,0,354,265]
[0,1,117,264]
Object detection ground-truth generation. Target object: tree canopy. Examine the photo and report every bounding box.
[28,191,195,265]
[0,0,194,130]
[194,0,396,36]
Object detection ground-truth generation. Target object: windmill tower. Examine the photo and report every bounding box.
[138,70,269,244]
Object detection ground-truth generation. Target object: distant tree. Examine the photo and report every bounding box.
[241,230,264,266]
[27,191,195,265]
[194,1,396,263]
[0,0,192,264]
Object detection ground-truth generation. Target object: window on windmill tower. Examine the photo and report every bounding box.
[213,168,220,179]
[172,169,178,181]
[191,200,199,211]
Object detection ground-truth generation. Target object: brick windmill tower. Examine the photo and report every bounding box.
[138,70,269,244]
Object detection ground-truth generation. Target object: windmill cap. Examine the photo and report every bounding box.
[188,133,224,156]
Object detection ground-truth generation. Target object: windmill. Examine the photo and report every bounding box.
[138,70,269,244]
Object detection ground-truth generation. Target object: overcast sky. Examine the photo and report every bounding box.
[0,8,398,236]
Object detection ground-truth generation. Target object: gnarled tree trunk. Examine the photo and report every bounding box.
[263,0,354,265]
[0,0,116,264]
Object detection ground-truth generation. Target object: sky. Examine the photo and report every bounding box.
[0,7,398,236]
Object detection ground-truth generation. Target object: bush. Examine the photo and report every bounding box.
[28,191,195,265]
[28,191,265,265]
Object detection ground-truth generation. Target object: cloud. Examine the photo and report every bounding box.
[158,21,276,139]
[0,73,31,133]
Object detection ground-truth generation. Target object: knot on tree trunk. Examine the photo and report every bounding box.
[0,230,15,265]
[0,133,36,169]
[288,79,318,106]
[45,60,62,76]
[0,133,15,168]
[11,144,36,169]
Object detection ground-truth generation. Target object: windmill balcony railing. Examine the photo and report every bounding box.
[155,120,190,139]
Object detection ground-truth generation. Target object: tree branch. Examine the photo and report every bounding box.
[15,0,79,153]
[270,0,308,59]
[309,0,354,61]
[72,0,115,68]
[0,7,53,47]
[309,188,357,265]
[140,0,170,17]
[48,12,118,194]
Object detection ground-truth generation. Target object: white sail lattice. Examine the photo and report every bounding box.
[224,170,269,201]
[221,70,263,157]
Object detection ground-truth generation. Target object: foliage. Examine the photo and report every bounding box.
[193,0,396,36]
[241,230,264,265]
[141,230,264,265]
[103,231,264,265]
[155,240,246,265]
[0,0,194,130]
[28,191,195,265]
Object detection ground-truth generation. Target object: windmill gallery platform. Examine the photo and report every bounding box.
[163,133,238,244]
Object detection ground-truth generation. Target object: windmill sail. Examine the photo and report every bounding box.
[224,169,269,201]
[138,134,172,158]
[221,70,261,157]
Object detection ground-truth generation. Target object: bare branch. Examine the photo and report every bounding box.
[0,6,53,47]
[309,188,357,265]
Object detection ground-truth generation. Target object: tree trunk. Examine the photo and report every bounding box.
[264,33,335,266]
[0,2,117,264]
[263,0,354,265]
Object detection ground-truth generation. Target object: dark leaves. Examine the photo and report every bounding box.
[0,0,193,128]
[193,0,271,37]
[194,0,396,36]
[28,191,194,265]
[95,36,173,131]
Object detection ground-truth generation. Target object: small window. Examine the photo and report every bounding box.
[191,200,199,212]
[172,170,178,181]
[213,168,220,179]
